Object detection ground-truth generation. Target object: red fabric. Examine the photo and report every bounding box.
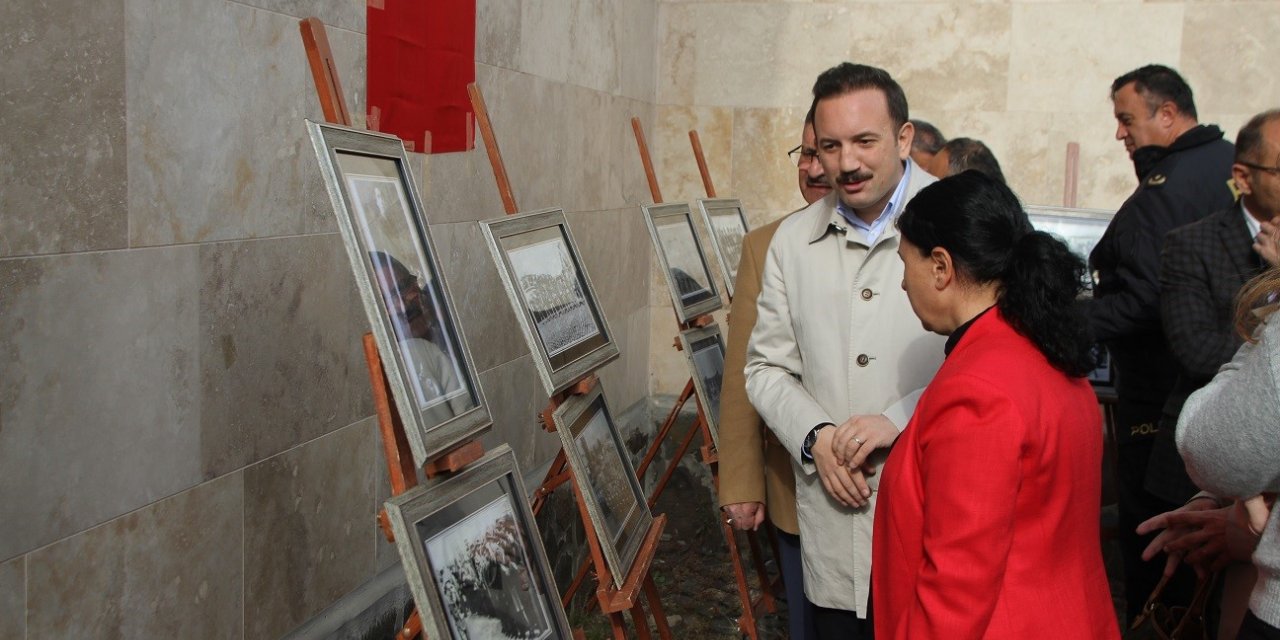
[873,311,1120,640]
[367,0,475,153]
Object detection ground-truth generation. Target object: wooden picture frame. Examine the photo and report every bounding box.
[307,120,491,464]
[642,202,723,323]
[677,324,726,449]
[480,208,619,397]
[384,445,573,640]
[695,198,750,298]
[1026,204,1116,392]
[551,385,653,589]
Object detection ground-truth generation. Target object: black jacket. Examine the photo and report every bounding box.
[1084,125,1235,438]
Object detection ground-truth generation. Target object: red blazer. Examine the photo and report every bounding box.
[873,310,1119,640]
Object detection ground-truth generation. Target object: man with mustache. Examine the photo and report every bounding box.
[745,63,943,638]
[1083,63,1235,622]
[718,107,829,640]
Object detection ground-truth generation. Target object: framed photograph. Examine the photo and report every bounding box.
[384,445,573,640]
[642,202,723,323]
[695,198,750,298]
[307,120,490,465]
[480,208,619,396]
[677,324,726,450]
[551,385,653,588]
[1026,204,1116,391]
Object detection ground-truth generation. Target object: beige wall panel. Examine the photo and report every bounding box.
[520,0,621,94]
[0,557,23,640]
[479,0,523,69]
[730,106,811,228]
[26,473,243,638]
[657,3,697,105]
[653,104,735,206]
[1008,3,1184,113]
[1181,3,1280,118]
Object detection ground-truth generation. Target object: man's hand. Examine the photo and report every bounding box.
[831,414,900,468]
[813,427,872,508]
[1137,497,1262,579]
[722,501,766,531]
[1254,216,1280,267]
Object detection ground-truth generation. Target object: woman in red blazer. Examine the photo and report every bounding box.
[867,172,1120,639]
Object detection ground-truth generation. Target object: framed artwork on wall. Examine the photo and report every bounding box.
[1026,204,1116,392]
[306,120,490,464]
[677,324,727,449]
[383,445,573,640]
[642,202,723,323]
[551,385,653,588]
[695,198,750,298]
[480,208,619,397]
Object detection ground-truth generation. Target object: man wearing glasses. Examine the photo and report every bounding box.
[717,107,828,640]
[1082,64,1236,622]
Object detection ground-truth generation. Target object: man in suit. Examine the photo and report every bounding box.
[718,108,829,640]
[1082,64,1236,618]
[745,62,944,639]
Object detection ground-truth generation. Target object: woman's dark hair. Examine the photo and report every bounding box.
[897,171,1097,377]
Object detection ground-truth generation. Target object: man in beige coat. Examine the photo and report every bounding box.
[718,110,830,640]
[745,63,944,639]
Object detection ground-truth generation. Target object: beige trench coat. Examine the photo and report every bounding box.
[744,162,944,614]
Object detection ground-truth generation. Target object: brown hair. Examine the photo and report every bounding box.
[1235,266,1280,341]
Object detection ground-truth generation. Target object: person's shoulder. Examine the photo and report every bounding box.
[772,196,833,242]
[1167,205,1236,240]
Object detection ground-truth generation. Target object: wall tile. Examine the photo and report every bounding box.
[478,0,522,69]
[566,208,650,324]
[127,0,308,245]
[0,0,127,258]
[1008,3,1184,113]
[730,106,810,227]
[233,0,364,33]
[518,0,621,94]
[0,247,201,560]
[617,0,659,103]
[474,65,569,213]
[597,305,652,412]
[656,3,697,105]
[653,105,735,207]
[25,473,243,638]
[428,221,530,372]
[198,234,362,477]
[1181,3,1280,118]
[478,355,564,474]
[0,557,22,640]
[243,419,377,640]
[302,24,368,235]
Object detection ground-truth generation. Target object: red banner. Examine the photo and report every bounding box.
[367,0,475,153]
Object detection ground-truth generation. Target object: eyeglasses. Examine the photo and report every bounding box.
[1240,161,1280,177]
[787,144,820,167]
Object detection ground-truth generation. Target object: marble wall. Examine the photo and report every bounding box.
[0,0,656,637]
[647,0,1280,396]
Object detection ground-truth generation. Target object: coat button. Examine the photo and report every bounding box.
[861,288,873,301]
[856,354,870,366]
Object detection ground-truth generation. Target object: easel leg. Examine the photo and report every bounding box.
[636,378,696,479]
[647,412,703,509]
[724,519,760,640]
[643,575,674,640]
[630,600,654,640]
[609,612,629,640]
[746,529,777,613]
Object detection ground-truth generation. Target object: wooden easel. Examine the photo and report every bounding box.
[630,118,778,639]
[302,18,494,640]
[468,81,673,639]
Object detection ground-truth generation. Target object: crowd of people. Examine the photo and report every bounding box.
[716,61,1280,639]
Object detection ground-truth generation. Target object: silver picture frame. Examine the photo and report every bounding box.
[677,324,726,450]
[695,198,750,299]
[307,120,491,465]
[642,202,723,323]
[384,445,573,640]
[1026,204,1116,391]
[480,208,619,397]
[551,384,653,588]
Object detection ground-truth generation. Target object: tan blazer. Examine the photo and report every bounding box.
[717,214,800,534]
[745,161,944,613]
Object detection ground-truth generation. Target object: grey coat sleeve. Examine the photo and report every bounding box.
[1176,317,1280,499]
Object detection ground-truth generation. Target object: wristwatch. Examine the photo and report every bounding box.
[801,423,832,461]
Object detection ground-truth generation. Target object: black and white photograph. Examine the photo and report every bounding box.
[383,446,572,640]
[656,217,716,306]
[423,496,554,640]
[679,325,727,448]
[480,208,619,396]
[697,198,751,297]
[553,386,653,588]
[505,235,600,358]
[642,203,723,324]
[309,121,492,465]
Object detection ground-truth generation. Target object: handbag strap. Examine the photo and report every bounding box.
[1130,572,1175,631]
[1169,572,1219,637]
